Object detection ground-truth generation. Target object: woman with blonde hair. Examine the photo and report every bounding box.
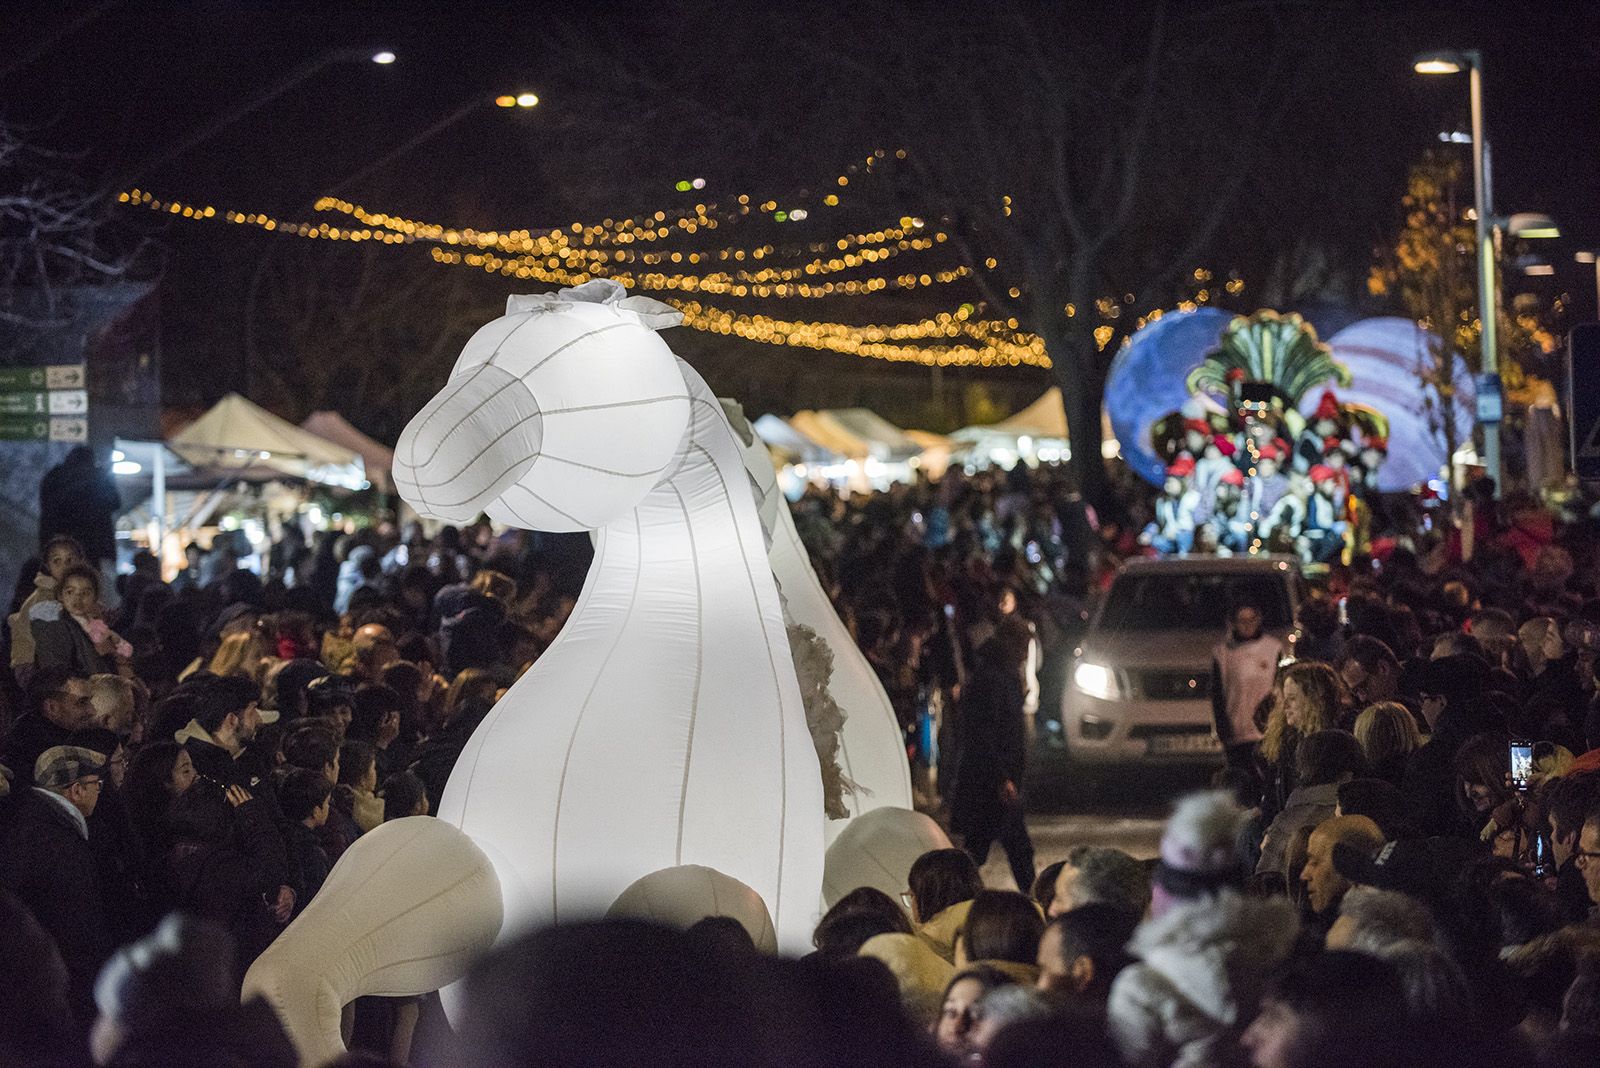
[1258,660,1342,819]
[1353,701,1425,787]
[206,627,268,682]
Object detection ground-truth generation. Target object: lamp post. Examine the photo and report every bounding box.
[1577,252,1600,320]
[1414,48,1503,491]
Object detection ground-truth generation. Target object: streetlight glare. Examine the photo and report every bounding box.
[371,50,397,65]
[516,92,539,108]
[495,95,517,108]
[1507,212,1560,239]
[1412,49,1471,74]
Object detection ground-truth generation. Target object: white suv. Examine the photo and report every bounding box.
[1064,556,1304,764]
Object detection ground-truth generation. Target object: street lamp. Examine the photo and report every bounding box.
[1504,212,1559,240]
[1414,48,1504,492]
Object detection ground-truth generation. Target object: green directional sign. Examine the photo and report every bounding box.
[0,392,47,416]
[0,367,47,391]
[0,416,51,441]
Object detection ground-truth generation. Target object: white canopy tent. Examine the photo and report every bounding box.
[784,408,930,492]
[951,386,1119,468]
[169,393,367,490]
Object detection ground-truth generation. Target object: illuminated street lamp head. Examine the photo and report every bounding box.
[516,92,539,108]
[371,50,397,65]
[1506,212,1560,239]
[1413,49,1479,74]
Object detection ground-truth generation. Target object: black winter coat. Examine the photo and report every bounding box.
[164,796,285,968]
[0,790,111,1021]
[284,822,331,913]
[949,657,1027,841]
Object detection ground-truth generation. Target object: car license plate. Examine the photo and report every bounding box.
[1146,733,1222,755]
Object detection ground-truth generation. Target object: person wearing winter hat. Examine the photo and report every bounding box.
[1301,464,1347,563]
[90,912,295,1067]
[1141,460,1200,555]
[1203,466,1252,552]
[1108,791,1298,1068]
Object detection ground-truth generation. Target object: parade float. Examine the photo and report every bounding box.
[1110,310,1424,563]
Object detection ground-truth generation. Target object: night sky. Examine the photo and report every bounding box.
[4,0,1598,436]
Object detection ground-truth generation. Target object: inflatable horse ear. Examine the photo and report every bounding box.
[392,279,692,530]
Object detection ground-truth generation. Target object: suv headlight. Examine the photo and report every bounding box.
[1073,660,1123,701]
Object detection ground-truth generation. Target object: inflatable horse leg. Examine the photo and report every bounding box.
[242,817,502,1067]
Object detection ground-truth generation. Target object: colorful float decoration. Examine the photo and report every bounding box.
[1140,311,1391,562]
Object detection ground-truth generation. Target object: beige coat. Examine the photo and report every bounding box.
[8,573,56,672]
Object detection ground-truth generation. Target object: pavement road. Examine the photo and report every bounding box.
[965,740,1221,892]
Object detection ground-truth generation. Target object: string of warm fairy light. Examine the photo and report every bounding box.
[315,196,938,268]
[123,188,965,299]
[308,154,895,255]
[431,246,970,298]
[119,186,1231,369]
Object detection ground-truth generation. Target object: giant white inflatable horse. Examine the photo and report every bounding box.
[245,281,839,1063]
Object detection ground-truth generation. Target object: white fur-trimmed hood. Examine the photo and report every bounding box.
[1127,889,1299,1022]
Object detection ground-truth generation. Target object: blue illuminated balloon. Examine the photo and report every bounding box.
[1104,308,1233,485]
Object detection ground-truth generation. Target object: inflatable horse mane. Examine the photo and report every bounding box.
[244,281,913,1064]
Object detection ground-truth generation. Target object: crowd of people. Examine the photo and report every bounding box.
[1,454,1599,1067]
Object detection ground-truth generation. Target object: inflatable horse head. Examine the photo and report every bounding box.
[392,279,693,531]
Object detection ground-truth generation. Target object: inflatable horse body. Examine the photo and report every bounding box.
[725,403,914,839]
[246,283,824,1064]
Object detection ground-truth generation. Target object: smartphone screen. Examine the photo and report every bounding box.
[1510,741,1535,790]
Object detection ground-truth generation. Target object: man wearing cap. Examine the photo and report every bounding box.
[0,666,96,786]
[1109,792,1298,1068]
[1330,835,1483,914]
[172,675,296,928]
[1402,654,1493,837]
[0,745,113,1020]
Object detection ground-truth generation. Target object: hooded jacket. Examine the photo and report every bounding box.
[1254,781,1340,879]
[1108,890,1299,1068]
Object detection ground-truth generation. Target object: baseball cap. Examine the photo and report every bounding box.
[1331,836,1482,900]
[35,745,108,790]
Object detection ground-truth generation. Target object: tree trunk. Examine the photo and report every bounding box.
[1041,320,1113,514]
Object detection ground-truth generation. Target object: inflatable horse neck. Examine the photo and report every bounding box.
[390,285,822,947]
